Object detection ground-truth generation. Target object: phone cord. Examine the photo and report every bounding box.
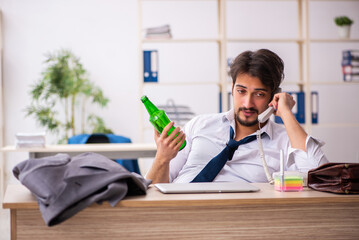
[256,127,274,184]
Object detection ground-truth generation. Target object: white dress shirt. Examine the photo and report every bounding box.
[169,109,328,183]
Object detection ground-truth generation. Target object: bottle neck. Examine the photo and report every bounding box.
[142,97,159,115]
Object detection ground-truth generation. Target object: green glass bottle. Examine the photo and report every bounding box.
[141,95,186,150]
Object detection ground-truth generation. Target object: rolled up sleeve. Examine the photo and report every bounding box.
[287,135,329,173]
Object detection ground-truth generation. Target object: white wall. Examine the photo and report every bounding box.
[0,0,140,183]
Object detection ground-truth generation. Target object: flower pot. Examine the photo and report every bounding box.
[337,25,351,39]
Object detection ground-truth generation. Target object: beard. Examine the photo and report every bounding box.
[235,107,259,127]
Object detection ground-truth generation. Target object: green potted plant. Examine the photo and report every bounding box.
[26,49,113,143]
[334,16,354,39]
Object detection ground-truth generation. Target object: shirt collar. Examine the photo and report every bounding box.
[223,108,274,140]
[259,118,274,140]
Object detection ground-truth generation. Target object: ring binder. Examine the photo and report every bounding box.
[143,50,158,82]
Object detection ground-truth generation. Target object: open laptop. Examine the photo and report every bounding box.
[154,181,260,194]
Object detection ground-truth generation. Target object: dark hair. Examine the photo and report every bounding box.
[229,49,284,97]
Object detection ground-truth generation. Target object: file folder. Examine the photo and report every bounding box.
[143,50,158,82]
[311,91,318,124]
[150,50,158,82]
[143,50,151,82]
[275,91,305,124]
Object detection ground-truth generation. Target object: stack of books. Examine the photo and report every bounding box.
[342,50,359,81]
[15,132,46,148]
[144,24,172,39]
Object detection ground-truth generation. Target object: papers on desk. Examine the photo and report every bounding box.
[15,132,46,148]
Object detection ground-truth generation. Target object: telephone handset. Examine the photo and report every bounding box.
[257,88,282,123]
[258,106,275,123]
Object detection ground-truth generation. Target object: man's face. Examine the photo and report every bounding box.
[232,73,271,127]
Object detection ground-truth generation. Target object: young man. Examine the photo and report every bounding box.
[146,49,328,184]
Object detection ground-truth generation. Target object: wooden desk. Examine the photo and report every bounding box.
[1,143,157,159]
[3,183,359,240]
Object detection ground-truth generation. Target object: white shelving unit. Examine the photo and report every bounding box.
[305,0,359,136]
[138,0,224,145]
[138,0,359,162]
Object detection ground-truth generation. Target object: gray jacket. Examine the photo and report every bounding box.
[13,152,151,226]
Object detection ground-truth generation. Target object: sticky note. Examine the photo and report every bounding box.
[274,174,303,192]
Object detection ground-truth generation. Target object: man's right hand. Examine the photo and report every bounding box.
[154,121,186,164]
[146,122,186,183]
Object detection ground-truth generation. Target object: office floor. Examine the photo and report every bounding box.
[0,199,10,240]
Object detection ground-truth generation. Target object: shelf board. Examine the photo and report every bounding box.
[310,81,359,85]
[226,0,299,1]
[144,81,305,86]
[309,0,359,2]
[140,0,218,1]
[311,123,359,128]
[227,38,303,43]
[281,81,304,85]
[142,81,327,86]
[143,81,220,86]
[142,38,359,44]
[309,39,359,43]
[142,38,220,43]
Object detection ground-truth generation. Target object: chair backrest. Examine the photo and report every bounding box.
[68,134,141,175]
[86,134,110,144]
